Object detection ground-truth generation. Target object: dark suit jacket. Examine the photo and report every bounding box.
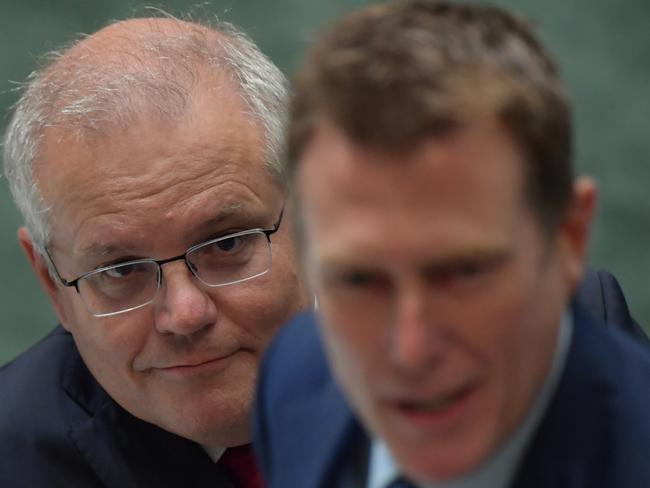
[0,327,234,487]
[254,274,650,488]
[576,268,646,341]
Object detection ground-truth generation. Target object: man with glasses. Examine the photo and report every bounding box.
[254,1,650,487]
[0,16,307,487]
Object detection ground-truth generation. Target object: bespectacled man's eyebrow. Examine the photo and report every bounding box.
[191,202,246,237]
[75,202,247,261]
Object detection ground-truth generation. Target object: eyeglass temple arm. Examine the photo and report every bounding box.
[43,248,77,289]
[264,205,285,238]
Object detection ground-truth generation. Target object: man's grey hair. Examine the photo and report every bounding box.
[3,17,288,257]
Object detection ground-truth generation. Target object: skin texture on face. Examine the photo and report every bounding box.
[20,68,308,447]
[298,120,593,482]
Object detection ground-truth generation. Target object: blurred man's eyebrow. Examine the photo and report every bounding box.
[320,244,511,268]
[423,247,512,267]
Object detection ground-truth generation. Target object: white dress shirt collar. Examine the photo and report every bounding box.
[202,444,226,463]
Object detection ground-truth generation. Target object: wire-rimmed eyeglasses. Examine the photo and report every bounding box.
[46,209,284,317]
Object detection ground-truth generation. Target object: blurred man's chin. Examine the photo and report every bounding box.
[382,415,499,484]
[396,442,491,484]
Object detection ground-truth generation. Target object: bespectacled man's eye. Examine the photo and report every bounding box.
[104,263,144,279]
[215,236,240,252]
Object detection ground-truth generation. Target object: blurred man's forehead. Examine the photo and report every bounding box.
[298,118,526,196]
[297,116,535,259]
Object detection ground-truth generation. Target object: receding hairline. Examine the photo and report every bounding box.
[37,17,234,108]
[32,14,269,169]
[54,17,226,67]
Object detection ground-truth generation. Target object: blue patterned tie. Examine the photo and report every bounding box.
[387,477,417,488]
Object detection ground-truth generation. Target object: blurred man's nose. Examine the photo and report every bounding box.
[389,279,446,375]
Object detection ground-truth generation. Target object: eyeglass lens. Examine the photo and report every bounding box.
[76,231,272,316]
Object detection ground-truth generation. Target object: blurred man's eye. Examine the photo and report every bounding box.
[329,269,392,294]
[425,260,494,291]
[454,261,487,278]
[341,271,375,287]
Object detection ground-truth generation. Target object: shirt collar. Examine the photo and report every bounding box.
[368,312,573,488]
[201,444,227,463]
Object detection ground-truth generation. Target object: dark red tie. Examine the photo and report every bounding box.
[217,444,265,488]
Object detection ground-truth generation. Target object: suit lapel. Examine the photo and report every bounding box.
[63,344,230,487]
[69,403,233,487]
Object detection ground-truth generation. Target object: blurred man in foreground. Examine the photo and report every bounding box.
[1,16,307,487]
[254,1,650,487]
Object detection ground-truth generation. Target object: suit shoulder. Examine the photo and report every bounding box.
[261,312,332,396]
[595,328,650,483]
[0,327,89,450]
[578,314,650,444]
[0,326,73,401]
[604,322,650,381]
[0,327,105,485]
[576,267,648,342]
[574,308,650,400]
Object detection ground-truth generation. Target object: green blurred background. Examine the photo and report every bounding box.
[1,0,649,364]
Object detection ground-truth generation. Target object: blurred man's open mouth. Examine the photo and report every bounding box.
[390,381,480,430]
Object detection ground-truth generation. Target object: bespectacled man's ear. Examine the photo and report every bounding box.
[556,176,598,294]
[18,227,69,327]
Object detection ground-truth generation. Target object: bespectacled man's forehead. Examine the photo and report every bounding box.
[55,199,273,267]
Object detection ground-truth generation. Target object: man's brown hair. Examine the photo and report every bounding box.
[289,0,572,231]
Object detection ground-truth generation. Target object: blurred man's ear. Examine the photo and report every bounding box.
[17,227,68,326]
[556,177,598,292]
